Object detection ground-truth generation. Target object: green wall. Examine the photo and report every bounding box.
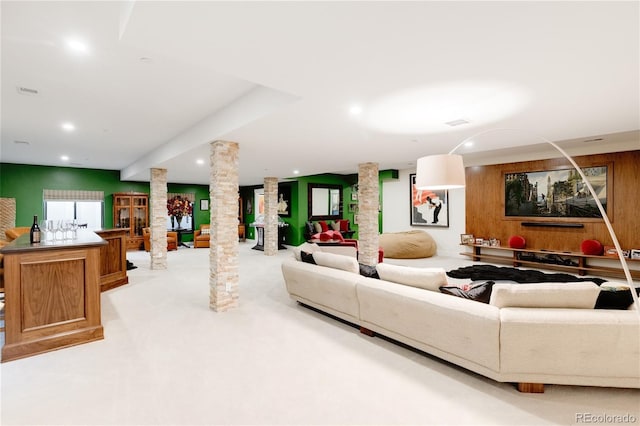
[0,163,209,242]
[1,163,397,247]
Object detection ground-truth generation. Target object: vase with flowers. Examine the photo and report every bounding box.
[167,195,193,229]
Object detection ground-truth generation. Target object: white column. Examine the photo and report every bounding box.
[209,140,240,311]
[150,168,168,270]
[264,177,279,256]
[358,162,380,266]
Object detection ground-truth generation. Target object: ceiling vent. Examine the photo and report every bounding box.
[17,86,39,96]
[583,137,603,143]
[14,140,30,145]
[445,118,470,127]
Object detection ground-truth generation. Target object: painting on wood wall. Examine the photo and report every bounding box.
[410,173,449,227]
[504,165,609,218]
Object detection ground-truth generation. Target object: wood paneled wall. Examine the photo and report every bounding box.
[465,150,640,252]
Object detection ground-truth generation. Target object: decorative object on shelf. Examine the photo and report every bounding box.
[410,173,449,227]
[460,234,474,244]
[580,239,604,255]
[167,195,193,228]
[508,235,526,249]
[414,127,638,312]
[631,249,640,260]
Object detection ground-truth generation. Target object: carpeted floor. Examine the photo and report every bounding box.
[1,242,638,425]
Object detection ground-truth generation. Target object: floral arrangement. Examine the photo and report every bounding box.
[167,195,192,219]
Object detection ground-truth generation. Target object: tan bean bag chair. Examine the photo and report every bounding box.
[379,230,437,259]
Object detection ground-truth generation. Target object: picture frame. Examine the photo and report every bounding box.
[410,173,449,227]
[504,165,611,219]
[277,184,291,217]
[348,203,358,213]
[460,234,474,245]
[200,199,209,211]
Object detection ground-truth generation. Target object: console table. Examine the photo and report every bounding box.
[1,230,106,362]
[251,224,287,251]
[460,244,640,279]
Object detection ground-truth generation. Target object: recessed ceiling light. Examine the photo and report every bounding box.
[61,155,70,161]
[65,38,89,54]
[464,141,474,148]
[293,170,300,175]
[61,122,75,131]
[196,159,205,165]
[349,105,363,116]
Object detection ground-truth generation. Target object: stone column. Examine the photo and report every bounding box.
[209,140,240,312]
[264,177,279,256]
[358,162,380,266]
[150,168,168,270]
[0,197,16,241]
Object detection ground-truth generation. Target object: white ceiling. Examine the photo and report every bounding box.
[1,1,639,186]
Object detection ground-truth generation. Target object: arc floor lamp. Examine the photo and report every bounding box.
[415,128,639,311]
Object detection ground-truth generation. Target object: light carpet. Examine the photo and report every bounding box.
[1,242,638,425]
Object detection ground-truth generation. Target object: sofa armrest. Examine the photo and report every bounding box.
[167,231,178,239]
[194,230,201,238]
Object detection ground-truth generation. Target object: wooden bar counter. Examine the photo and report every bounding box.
[1,230,106,362]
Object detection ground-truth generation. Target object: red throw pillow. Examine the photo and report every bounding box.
[339,219,349,232]
[581,239,604,255]
[319,231,332,241]
[508,235,526,249]
[332,232,344,242]
[319,221,329,232]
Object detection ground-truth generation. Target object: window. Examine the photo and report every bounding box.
[44,190,104,230]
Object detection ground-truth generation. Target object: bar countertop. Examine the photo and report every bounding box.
[0,229,107,254]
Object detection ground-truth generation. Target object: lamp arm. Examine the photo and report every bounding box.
[451,128,638,310]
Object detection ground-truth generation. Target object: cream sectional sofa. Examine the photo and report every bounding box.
[281,251,640,392]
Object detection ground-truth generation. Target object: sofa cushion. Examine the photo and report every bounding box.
[489,282,601,309]
[201,228,210,235]
[293,242,321,261]
[331,221,340,231]
[359,263,379,279]
[314,222,322,233]
[300,251,316,265]
[318,221,329,232]
[312,251,359,274]
[595,285,637,310]
[376,263,447,292]
[439,280,495,303]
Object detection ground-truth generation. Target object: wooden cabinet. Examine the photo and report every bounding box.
[113,192,148,250]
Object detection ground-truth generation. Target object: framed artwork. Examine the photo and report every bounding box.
[200,199,209,211]
[504,165,610,218]
[410,173,449,227]
[277,184,291,217]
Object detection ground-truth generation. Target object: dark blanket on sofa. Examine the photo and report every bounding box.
[447,265,607,285]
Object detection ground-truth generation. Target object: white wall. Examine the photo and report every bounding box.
[382,168,466,256]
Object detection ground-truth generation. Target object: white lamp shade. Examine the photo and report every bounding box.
[415,154,466,190]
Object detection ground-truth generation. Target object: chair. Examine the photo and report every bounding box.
[193,224,210,248]
[5,227,30,241]
[142,228,178,252]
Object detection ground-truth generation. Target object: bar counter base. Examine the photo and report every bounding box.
[2,325,104,363]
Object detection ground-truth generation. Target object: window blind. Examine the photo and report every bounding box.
[43,189,104,202]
